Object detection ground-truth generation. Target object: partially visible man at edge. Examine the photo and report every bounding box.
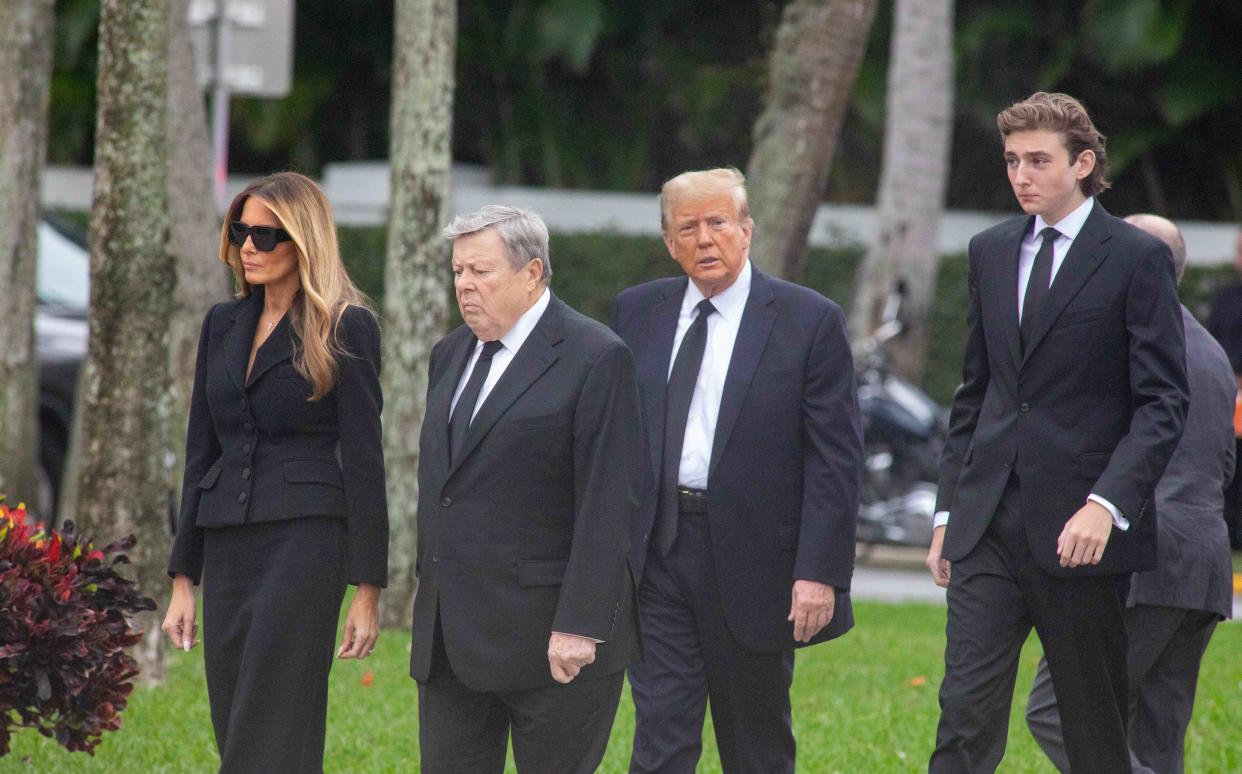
[926,92,1188,773]
[1024,214,1235,774]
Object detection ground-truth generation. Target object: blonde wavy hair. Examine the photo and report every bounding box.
[220,172,371,400]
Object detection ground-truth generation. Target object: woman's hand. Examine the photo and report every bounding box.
[162,574,199,651]
[338,583,381,659]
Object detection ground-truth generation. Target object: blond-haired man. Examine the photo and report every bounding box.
[611,168,863,773]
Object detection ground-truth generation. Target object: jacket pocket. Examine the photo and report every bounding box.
[517,559,568,587]
[198,465,222,490]
[506,413,560,433]
[282,459,344,488]
[1079,452,1111,479]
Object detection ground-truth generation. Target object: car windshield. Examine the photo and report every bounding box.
[37,221,90,310]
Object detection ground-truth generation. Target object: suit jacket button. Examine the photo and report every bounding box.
[242,443,252,456]
[643,532,649,542]
[241,467,252,480]
[432,552,439,562]
[1019,402,1030,413]
[441,496,452,507]
[244,422,254,433]
[237,492,248,504]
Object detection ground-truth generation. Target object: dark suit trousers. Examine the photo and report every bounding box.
[931,480,1131,774]
[417,616,624,774]
[628,505,795,774]
[1025,604,1219,774]
[202,517,348,774]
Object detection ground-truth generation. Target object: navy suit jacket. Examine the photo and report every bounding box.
[612,266,863,652]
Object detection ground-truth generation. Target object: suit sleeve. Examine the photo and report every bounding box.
[167,309,220,584]
[935,240,991,514]
[794,303,863,590]
[336,306,390,587]
[555,341,644,640]
[1092,241,1189,521]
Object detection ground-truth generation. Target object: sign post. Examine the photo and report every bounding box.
[188,0,295,210]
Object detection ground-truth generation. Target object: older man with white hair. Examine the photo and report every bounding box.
[409,205,644,773]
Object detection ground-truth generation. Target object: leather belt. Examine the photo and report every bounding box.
[677,486,708,514]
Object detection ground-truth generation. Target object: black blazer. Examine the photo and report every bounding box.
[409,295,644,692]
[612,267,863,653]
[167,290,388,587]
[937,202,1188,577]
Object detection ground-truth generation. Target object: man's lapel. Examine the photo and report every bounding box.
[447,296,563,477]
[639,280,686,476]
[223,291,262,393]
[999,217,1030,372]
[426,328,476,480]
[709,270,777,477]
[1020,203,1112,369]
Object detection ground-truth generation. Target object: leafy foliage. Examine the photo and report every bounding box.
[0,499,156,756]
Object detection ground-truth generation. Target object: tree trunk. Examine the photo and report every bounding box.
[850,0,953,382]
[381,0,456,626]
[0,0,55,514]
[63,0,174,683]
[747,0,878,280]
[166,0,227,529]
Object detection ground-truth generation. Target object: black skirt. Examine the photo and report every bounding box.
[202,516,347,774]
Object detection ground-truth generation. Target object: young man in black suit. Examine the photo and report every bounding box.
[410,205,643,773]
[926,93,1189,772]
[612,168,863,773]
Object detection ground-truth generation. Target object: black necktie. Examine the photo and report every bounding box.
[1020,226,1060,352]
[448,339,503,464]
[657,298,717,556]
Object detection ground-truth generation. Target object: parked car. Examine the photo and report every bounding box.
[35,216,89,518]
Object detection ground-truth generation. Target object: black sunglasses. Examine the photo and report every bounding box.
[228,220,293,252]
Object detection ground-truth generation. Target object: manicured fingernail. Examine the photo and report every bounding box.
[183,641,191,652]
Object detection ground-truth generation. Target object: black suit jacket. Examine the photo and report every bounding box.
[612,267,863,653]
[167,290,389,587]
[409,294,644,692]
[936,202,1189,576]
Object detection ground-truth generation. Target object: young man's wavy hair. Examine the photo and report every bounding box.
[997,92,1111,197]
[220,171,373,401]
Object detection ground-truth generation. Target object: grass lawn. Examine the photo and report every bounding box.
[6,601,1240,772]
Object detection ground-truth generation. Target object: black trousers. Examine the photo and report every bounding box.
[931,481,1131,774]
[417,615,624,774]
[202,517,347,774]
[628,505,795,774]
[1026,604,1219,774]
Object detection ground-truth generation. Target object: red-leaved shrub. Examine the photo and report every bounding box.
[0,498,156,756]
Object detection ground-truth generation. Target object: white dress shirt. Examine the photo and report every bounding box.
[450,288,551,420]
[934,197,1128,531]
[669,260,753,489]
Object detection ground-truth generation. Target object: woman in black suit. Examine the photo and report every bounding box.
[162,171,388,773]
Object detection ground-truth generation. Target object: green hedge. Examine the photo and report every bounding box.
[339,227,1239,406]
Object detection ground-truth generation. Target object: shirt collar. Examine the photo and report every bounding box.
[1033,196,1094,242]
[682,259,752,322]
[496,287,551,354]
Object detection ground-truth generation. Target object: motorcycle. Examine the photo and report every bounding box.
[853,289,947,554]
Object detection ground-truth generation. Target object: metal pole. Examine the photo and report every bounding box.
[211,0,231,212]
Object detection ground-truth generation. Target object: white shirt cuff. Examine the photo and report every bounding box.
[552,631,603,644]
[1087,493,1129,530]
[933,510,950,529]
